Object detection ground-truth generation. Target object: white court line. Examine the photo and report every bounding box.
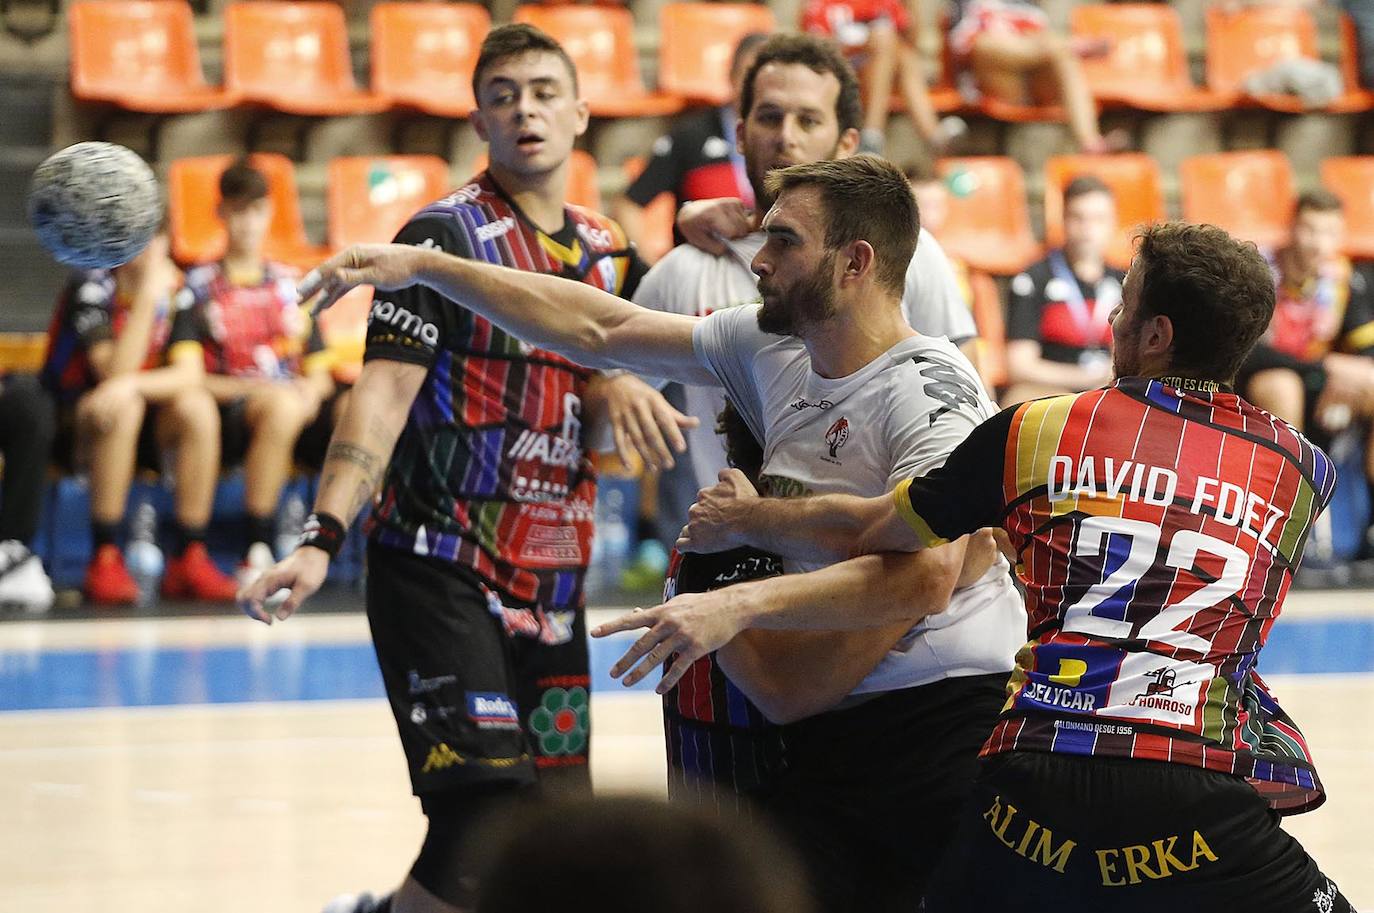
[0,607,649,651]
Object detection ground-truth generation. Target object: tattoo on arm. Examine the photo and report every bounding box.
[325,441,383,481]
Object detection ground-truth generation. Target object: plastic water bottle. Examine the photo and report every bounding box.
[125,500,164,606]
[587,484,631,600]
[276,492,307,560]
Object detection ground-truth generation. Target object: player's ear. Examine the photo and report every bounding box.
[470,107,490,143]
[573,97,590,137]
[842,240,875,284]
[1145,313,1174,357]
[834,127,860,159]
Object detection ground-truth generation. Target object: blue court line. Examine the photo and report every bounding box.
[0,619,1370,712]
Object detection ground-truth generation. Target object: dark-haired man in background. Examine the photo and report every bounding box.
[1003,175,1123,406]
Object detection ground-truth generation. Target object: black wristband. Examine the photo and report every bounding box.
[297,512,346,559]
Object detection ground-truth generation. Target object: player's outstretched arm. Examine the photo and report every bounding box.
[592,536,983,692]
[299,244,716,386]
[237,358,425,624]
[678,469,921,562]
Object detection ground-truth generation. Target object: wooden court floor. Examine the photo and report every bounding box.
[1,602,1371,912]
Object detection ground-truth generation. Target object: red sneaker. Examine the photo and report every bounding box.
[162,542,238,601]
[84,544,139,605]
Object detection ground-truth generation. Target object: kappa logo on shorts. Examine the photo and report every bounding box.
[467,691,521,730]
[420,743,464,773]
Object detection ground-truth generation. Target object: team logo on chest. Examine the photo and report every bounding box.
[822,416,850,465]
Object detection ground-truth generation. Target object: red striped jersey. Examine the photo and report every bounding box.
[660,547,786,812]
[177,261,330,379]
[364,172,646,613]
[894,377,1337,814]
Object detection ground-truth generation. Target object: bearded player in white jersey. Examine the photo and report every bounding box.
[296,154,1025,913]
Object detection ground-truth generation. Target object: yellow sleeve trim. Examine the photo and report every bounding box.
[892,479,949,548]
[1343,320,1374,354]
[166,340,203,365]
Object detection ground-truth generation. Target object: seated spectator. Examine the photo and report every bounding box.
[801,0,963,153]
[42,226,236,605]
[0,375,56,610]
[179,160,339,585]
[612,32,769,254]
[947,0,1125,153]
[1238,189,1374,554]
[473,796,817,913]
[1002,175,1122,405]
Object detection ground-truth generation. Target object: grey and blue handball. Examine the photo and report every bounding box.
[27,142,161,270]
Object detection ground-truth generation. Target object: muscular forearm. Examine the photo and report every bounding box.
[734,492,908,562]
[718,622,913,724]
[413,248,636,370]
[729,542,969,632]
[313,370,413,525]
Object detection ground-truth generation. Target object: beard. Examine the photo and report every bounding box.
[756,254,837,336]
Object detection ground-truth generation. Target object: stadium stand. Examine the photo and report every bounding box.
[1179,149,1296,251]
[3,0,1373,600]
[1321,156,1374,261]
[1042,152,1165,269]
[370,2,489,119]
[933,156,1042,275]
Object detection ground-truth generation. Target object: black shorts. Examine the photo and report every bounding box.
[753,672,1009,913]
[53,403,162,474]
[365,541,591,800]
[923,750,1352,913]
[218,390,341,470]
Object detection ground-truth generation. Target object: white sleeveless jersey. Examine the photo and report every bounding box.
[692,303,1025,694]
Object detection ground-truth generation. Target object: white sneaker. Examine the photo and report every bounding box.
[0,540,55,612]
[236,540,276,591]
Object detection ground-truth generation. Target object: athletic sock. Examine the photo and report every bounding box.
[92,521,120,550]
[246,515,274,558]
[170,523,207,558]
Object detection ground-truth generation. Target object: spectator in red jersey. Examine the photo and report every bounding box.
[1238,189,1374,556]
[1002,175,1123,406]
[947,0,1125,153]
[178,160,339,586]
[613,33,769,257]
[801,0,964,154]
[41,226,236,604]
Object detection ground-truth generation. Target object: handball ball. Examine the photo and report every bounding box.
[27,142,161,270]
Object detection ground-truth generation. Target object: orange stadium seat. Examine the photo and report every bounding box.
[1042,153,1165,269]
[327,156,452,249]
[513,5,684,117]
[1179,150,1295,251]
[470,149,602,211]
[69,0,239,112]
[657,3,775,105]
[622,156,674,264]
[1070,4,1230,111]
[967,270,1008,391]
[1320,156,1374,260]
[167,153,331,269]
[934,157,1042,275]
[224,1,390,116]
[1206,6,1372,113]
[371,2,489,118]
